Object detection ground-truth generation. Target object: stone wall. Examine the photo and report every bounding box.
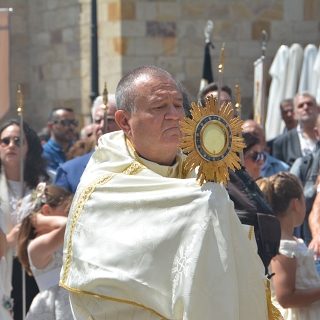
[1,0,88,130]
[1,0,319,131]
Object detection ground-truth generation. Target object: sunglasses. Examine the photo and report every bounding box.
[245,151,265,163]
[53,119,78,127]
[0,136,25,147]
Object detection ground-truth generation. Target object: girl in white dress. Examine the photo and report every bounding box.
[17,183,73,320]
[257,172,320,319]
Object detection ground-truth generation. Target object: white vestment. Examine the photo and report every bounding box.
[284,43,303,99]
[265,45,289,141]
[298,44,318,93]
[0,171,15,290]
[60,131,269,320]
[311,47,320,104]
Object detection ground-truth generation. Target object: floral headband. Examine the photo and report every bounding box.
[16,182,47,223]
[31,182,47,206]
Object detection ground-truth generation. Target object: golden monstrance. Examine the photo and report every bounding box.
[179,96,245,186]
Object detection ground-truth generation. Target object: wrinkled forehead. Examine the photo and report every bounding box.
[134,73,180,91]
[281,103,293,110]
[94,102,117,118]
[295,94,316,108]
[54,109,74,119]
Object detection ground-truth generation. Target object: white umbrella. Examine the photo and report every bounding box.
[265,45,289,141]
[299,44,318,92]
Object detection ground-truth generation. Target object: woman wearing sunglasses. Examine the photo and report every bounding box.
[0,119,49,319]
[243,132,265,181]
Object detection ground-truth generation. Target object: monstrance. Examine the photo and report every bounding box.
[179,96,245,185]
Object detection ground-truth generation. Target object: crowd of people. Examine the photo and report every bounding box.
[0,65,320,319]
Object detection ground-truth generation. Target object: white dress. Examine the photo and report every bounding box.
[270,239,320,319]
[26,246,73,320]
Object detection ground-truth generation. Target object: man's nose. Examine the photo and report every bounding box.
[165,104,181,119]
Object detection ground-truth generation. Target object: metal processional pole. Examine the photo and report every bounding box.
[90,0,99,106]
[235,80,244,166]
[17,84,26,319]
[217,42,225,107]
[102,82,108,134]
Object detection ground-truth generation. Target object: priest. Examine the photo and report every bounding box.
[60,66,271,319]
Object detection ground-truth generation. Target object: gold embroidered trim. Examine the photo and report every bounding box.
[60,283,169,320]
[248,225,254,240]
[125,136,187,179]
[61,162,144,284]
[265,280,284,320]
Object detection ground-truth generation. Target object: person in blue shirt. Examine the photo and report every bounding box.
[242,119,289,178]
[42,107,77,173]
[54,95,119,193]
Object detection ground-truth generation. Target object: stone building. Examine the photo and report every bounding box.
[1,0,319,132]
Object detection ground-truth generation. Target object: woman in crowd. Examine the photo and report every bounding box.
[258,172,320,319]
[17,183,73,319]
[243,132,265,181]
[0,119,49,319]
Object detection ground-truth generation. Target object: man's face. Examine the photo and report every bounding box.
[242,120,265,146]
[122,75,185,166]
[281,102,296,129]
[205,90,233,117]
[295,95,317,126]
[93,102,120,144]
[50,109,76,143]
[205,90,232,107]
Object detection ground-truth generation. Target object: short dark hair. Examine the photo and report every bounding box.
[279,98,293,110]
[115,66,178,114]
[48,107,74,122]
[198,82,232,107]
[176,81,191,119]
[242,132,260,154]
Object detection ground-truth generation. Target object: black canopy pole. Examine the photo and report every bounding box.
[90,0,99,105]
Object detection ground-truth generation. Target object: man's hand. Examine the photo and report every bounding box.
[309,192,320,260]
[308,235,320,260]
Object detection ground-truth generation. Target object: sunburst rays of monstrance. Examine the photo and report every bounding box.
[179,95,245,186]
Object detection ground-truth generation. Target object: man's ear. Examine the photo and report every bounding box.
[115,110,131,136]
[314,126,319,141]
[47,122,53,130]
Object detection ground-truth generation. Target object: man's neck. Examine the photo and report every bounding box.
[299,122,316,141]
[52,136,71,153]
